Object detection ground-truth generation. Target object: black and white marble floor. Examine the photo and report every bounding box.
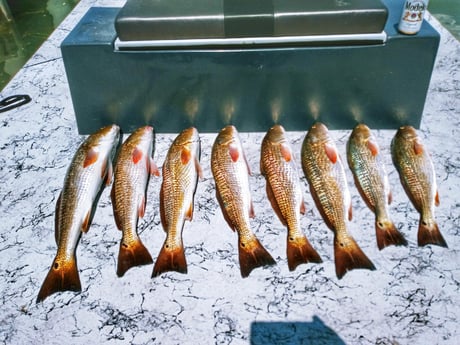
[0,1,459,344]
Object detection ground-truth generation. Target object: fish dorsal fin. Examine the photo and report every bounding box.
[138,195,146,218]
[132,147,143,164]
[324,143,338,164]
[81,210,91,232]
[150,158,160,176]
[280,143,292,162]
[367,139,379,156]
[229,143,239,162]
[181,147,192,165]
[413,140,424,155]
[83,148,99,168]
[435,190,440,207]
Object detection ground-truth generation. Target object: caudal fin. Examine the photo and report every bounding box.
[375,219,408,250]
[36,257,81,303]
[238,237,276,278]
[286,235,322,271]
[417,219,448,248]
[152,243,187,277]
[117,238,153,277]
[334,232,376,279]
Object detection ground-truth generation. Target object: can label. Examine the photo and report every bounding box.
[398,0,428,35]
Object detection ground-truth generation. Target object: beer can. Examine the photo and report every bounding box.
[398,0,429,35]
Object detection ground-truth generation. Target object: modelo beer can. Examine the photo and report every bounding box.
[398,0,429,35]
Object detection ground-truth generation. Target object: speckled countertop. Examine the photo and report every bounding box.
[0,1,459,344]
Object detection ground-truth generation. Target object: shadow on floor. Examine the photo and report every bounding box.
[250,316,347,345]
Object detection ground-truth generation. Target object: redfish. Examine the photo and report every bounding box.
[211,125,276,277]
[37,124,121,302]
[391,126,447,247]
[301,123,375,279]
[111,126,159,277]
[347,124,407,250]
[261,124,322,271]
[152,127,202,277]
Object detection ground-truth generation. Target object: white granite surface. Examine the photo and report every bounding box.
[0,1,459,344]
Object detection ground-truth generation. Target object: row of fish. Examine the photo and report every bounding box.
[37,123,447,302]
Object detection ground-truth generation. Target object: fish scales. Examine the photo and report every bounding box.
[301,123,375,279]
[261,125,321,270]
[153,127,201,277]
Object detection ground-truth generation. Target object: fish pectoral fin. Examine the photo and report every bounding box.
[132,147,144,164]
[280,142,292,162]
[185,202,194,221]
[181,146,192,165]
[367,139,379,156]
[435,190,440,207]
[228,143,240,162]
[195,157,204,180]
[83,148,99,168]
[413,139,424,155]
[324,143,338,164]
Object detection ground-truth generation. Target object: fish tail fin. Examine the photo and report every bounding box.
[334,231,376,279]
[117,237,153,277]
[375,219,408,250]
[286,235,322,271]
[152,242,187,277]
[238,236,276,278]
[417,219,448,248]
[36,257,81,303]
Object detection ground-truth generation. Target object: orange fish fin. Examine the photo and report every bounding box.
[185,201,194,221]
[367,139,379,156]
[150,158,160,177]
[286,234,322,271]
[249,199,255,219]
[138,195,146,219]
[36,257,81,303]
[348,205,353,221]
[266,182,287,226]
[152,242,187,277]
[375,219,407,250]
[117,237,153,277]
[413,139,424,155]
[195,157,204,180]
[83,148,99,168]
[104,158,113,185]
[132,147,144,164]
[324,143,338,164]
[238,236,276,278]
[55,192,62,244]
[280,143,292,162]
[300,199,306,215]
[435,191,440,207]
[181,147,192,165]
[244,152,252,176]
[388,191,393,205]
[334,231,375,279]
[228,143,239,162]
[81,210,92,233]
[417,219,448,248]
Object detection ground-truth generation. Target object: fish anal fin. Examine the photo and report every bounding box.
[324,143,338,164]
[83,148,99,168]
[249,200,255,219]
[388,191,393,205]
[36,257,81,303]
[185,202,194,221]
[286,234,322,271]
[81,210,91,233]
[150,158,160,177]
[300,199,306,215]
[152,242,187,277]
[334,232,375,279]
[104,158,113,185]
[375,219,408,250]
[117,237,153,277]
[417,219,448,248]
[138,195,146,219]
[238,236,276,278]
[195,157,204,180]
[435,191,440,207]
[348,205,353,221]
